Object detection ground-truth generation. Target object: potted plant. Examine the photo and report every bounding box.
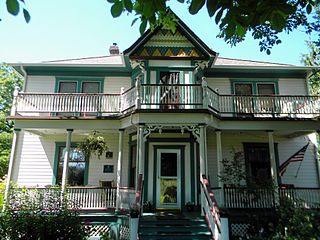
[77,132,108,159]
[143,201,153,213]
[186,202,195,212]
[129,204,140,218]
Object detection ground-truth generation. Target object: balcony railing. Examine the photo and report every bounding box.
[212,187,320,209]
[11,83,320,118]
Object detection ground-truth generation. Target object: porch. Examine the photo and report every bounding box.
[11,82,320,119]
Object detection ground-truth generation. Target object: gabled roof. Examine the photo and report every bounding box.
[123,10,217,61]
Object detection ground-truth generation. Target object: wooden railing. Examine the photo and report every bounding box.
[8,187,136,211]
[212,187,320,209]
[201,175,222,240]
[217,93,320,116]
[140,84,203,109]
[11,83,320,118]
[16,93,120,115]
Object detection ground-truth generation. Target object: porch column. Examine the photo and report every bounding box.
[267,131,279,187]
[136,125,144,190]
[216,130,223,188]
[2,128,21,212]
[116,129,124,211]
[61,129,73,194]
[199,125,207,176]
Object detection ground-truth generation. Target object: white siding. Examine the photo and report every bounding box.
[206,78,231,94]
[103,77,131,94]
[207,131,319,188]
[12,131,130,187]
[87,133,130,186]
[25,76,55,93]
[13,130,55,187]
[278,78,308,95]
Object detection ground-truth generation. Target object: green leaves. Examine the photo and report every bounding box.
[139,19,147,35]
[111,1,123,17]
[189,0,205,15]
[6,0,19,16]
[23,9,30,23]
[124,0,133,12]
[5,0,30,23]
[207,0,219,17]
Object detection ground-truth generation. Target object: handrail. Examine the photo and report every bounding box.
[201,175,222,240]
[135,174,143,215]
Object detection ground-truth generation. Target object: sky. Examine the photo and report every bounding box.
[0,0,314,66]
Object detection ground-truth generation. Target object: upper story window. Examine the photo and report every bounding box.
[233,81,278,96]
[55,78,103,94]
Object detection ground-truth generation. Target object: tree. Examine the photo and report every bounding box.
[302,4,320,94]
[107,0,319,54]
[0,64,23,178]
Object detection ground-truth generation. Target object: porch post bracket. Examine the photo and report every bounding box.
[143,125,163,141]
[194,60,209,74]
[181,125,201,143]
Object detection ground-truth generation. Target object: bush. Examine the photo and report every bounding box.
[0,187,89,240]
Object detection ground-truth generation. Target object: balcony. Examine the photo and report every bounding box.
[11,84,320,119]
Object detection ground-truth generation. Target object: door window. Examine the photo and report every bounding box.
[157,149,181,209]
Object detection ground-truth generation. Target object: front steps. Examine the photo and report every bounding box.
[139,212,212,240]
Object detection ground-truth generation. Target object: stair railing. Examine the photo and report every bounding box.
[201,174,222,240]
[130,174,143,240]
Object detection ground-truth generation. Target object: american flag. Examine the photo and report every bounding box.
[279,141,310,176]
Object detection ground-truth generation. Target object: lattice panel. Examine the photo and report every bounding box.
[231,223,250,238]
[87,224,110,237]
[120,224,130,240]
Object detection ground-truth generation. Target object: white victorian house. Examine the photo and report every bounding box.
[5,11,320,240]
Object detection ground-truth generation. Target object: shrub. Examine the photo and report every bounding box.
[0,187,88,240]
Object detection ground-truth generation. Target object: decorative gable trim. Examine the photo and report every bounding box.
[123,11,217,61]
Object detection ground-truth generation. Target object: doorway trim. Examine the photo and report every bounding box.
[153,145,185,210]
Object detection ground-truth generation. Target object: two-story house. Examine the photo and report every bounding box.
[5,11,320,240]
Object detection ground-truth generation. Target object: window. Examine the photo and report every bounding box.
[233,81,277,96]
[57,80,102,94]
[233,81,278,114]
[244,143,274,186]
[55,78,103,116]
[55,144,87,186]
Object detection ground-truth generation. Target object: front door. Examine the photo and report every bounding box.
[156,149,181,209]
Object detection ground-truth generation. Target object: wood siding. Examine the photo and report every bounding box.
[207,131,319,188]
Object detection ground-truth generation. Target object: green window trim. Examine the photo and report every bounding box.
[54,77,104,93]
[230,79,279,95]
[53,142,89,186]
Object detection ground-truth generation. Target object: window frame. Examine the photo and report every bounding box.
[55,77,104,93]
[231,79,279,95]
[53,142,89,186]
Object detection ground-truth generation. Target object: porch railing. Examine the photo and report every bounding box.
[212,187,320,209]
[8,187,136,211]
[11,83,320,118]
[201,175,222,240]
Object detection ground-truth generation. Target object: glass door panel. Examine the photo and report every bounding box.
[81,82,101,115]
[257,84,276,113]
[157,149,181,209]
[234,83,254,114]
[58,82,77,93]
